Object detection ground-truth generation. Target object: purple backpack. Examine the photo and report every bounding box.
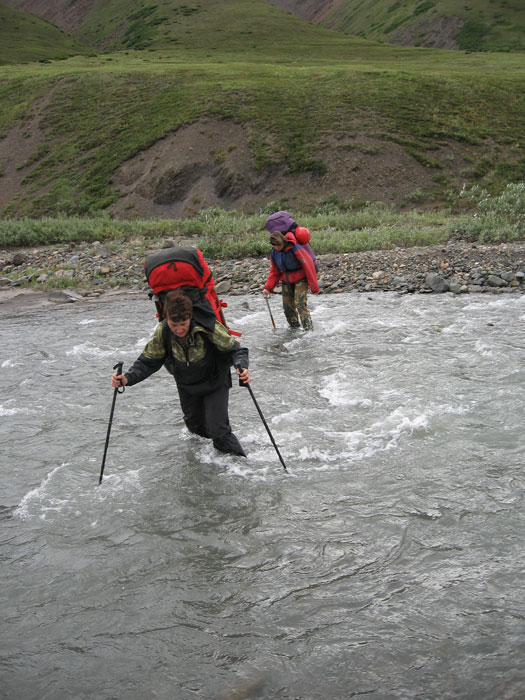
[265,211,296,234]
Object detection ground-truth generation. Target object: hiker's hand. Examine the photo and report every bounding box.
[236,367,250,384]
[262,289,270,297]
[112,373,128,388]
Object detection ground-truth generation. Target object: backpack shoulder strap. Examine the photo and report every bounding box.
[161,321,177,377]
[160,321,170,354]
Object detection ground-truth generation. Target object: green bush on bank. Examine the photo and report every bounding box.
[0,184,522,258]
[454,182,525,242]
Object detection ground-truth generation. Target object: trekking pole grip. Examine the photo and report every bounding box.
[236,363,249,387]
[114,360,125,393]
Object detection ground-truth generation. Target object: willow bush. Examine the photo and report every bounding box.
[0,184,522,256]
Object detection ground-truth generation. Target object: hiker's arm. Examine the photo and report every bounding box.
[124,354,165,386]
[296,248,319,293]
[231,341,250,384]
[115,324,167,387]
[263,258,281,294]
[209,323,249,376]
[231,342,249,373]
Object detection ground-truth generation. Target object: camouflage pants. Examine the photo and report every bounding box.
[282,279,313,330]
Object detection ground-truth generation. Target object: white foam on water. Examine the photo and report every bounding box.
[429,401,470,416]
[264,406,318,430]
[440,319,472,335]
[318,372,369,407]
[1,359,19,368]
[282,335,312,353]
[62,400,95,411]
[66,342,122,360]
[14,464,66,520]
[244,386,434,473]
[464,295,524,313]
[96,467,144,494]
[297,445,344,463]
[317,318,354,338]
[368,407,429,451]
[293,423,391,470]
[13,457,147,521]
[242,428,271,444]
[195,444,271,481]
[474,338,495,358]
[0,403,23,416]
[78,319,100,325]
[231,309,267,328]
[223,460,273,481]
[177,428,197,442]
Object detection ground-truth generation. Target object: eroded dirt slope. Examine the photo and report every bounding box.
[0,107,513,218]
[106,117,497,219]
[5,0,95,33]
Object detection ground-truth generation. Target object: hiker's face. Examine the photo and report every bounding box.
[272,242,284,252]
[168,317,191,338]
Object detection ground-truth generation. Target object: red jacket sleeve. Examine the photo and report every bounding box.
[294,246,319,293]
[264,257,282,292]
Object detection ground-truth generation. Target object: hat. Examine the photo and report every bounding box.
[265,210,296,234]
[269,232,286,247]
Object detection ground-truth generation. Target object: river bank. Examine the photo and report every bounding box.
[1,238,524,313]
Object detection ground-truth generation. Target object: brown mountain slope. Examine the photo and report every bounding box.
[267,0,463,48]
[265,0,524,51]
[2,108,511,219]
[96,120,519,219]
[2,0,95,33]
[265,0,342,23]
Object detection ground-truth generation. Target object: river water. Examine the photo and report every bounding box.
[1,290,524,700]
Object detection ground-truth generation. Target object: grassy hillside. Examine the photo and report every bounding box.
[0,4,93,64]
[4,0,354,53]
[4,0,524,52]
[310,0,525,52]
[0,0,523,219]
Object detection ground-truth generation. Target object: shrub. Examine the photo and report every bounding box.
[457,182,524,241]
[457,21,492,51]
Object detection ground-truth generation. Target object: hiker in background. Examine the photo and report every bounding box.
[262,210,319,330]
[111,290,250,457]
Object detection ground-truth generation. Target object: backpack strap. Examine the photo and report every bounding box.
[161,320,170,355]
[161,321,176,377]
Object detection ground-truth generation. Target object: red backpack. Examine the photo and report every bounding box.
[144,247,240,336]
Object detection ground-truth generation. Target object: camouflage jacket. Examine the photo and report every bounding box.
[125,320,248,395]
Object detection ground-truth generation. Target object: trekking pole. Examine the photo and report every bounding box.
[99,361,124,485]
[236,366,287,472]
[264,295,276,330]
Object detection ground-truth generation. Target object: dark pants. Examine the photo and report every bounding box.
[177,384,246,456]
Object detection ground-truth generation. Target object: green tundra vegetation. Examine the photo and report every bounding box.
[0,5,94,65]
[1,183,523,260]
[0,0,523,255]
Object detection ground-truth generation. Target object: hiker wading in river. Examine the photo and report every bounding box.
[111,290,250,457]
[262,210,319,330]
